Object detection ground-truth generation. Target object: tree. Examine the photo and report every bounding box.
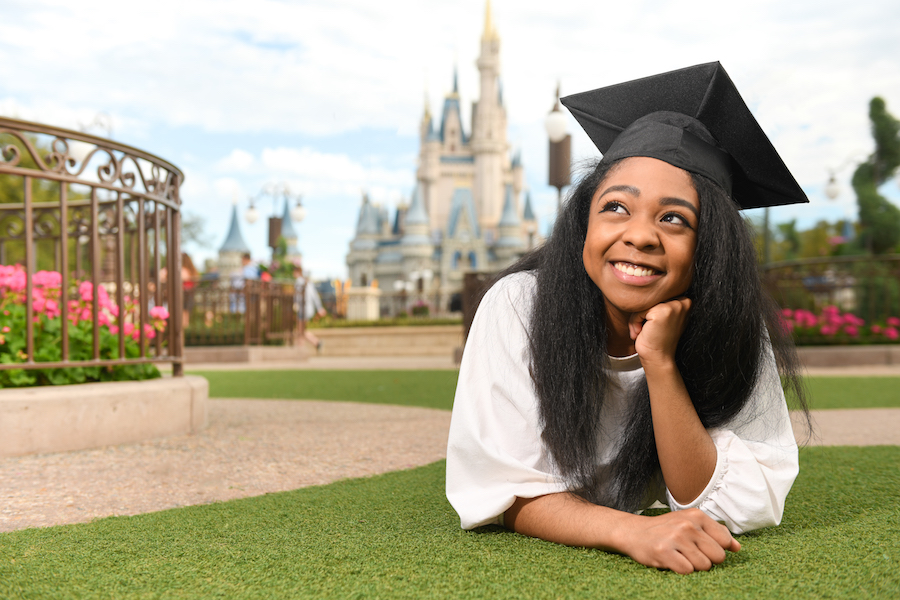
[180,211,214,251]
[854,97,900,254]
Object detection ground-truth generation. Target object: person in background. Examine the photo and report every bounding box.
[181,253,199,328]
[294,266,326,353]
[230,252,258,314]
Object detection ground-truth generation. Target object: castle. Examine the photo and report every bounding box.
[345,1,539,312]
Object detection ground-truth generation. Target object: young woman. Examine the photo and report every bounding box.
[446,63,810,575]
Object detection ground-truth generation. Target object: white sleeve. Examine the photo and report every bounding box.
[664,344,799,534]
[446,274,569,530]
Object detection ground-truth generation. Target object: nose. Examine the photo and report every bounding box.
[621,215,660,250]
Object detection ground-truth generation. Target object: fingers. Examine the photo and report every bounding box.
[628,510,739,575]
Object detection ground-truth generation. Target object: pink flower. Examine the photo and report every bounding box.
[43,299,59,319]
[885,327,899,340]
[887,317,900,327]
[781,308,794,319]
[143,323,156,340]
[109,325,119,335]
[1,326,8,333]
[871,325,883,334]
[149,306,169,321]
[78,281,93,301]
[843,325,859,337]
[820,325,838,336]
[33,270,62,289]
[80,308,92,321]
[123,322,135,337]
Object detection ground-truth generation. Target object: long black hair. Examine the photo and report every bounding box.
[490,158,809,512]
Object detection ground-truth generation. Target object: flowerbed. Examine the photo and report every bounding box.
[781,305,900,346]
[0,264,168,387]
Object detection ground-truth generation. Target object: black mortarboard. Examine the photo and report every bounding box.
[560,62,808,209]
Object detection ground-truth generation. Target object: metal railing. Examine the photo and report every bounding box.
[184,278,299,347]
[0,117,185,376]
[762,255,900,323]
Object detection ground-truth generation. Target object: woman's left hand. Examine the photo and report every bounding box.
[629,298,691,365]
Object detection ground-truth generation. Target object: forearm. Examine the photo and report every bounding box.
[504,493,635,551]
[644,361,717,505]
[505,492,740,574]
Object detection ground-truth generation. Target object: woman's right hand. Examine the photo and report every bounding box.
[619,508,740,574]
[507,495,739,575]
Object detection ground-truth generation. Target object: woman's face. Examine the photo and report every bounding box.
[582,156,699,319]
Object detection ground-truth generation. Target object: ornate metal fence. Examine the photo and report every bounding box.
[762,255,900,322]
[0,116,185,377]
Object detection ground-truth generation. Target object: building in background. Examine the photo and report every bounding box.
[346,1,539,312]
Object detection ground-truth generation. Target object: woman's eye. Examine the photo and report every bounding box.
[600,201,627,214]
[661,213,692,228]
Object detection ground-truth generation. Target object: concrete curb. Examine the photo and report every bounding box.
[0,375,209,458]
[797,344,900,368]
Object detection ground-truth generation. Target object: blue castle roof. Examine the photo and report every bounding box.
[219,205,250,253]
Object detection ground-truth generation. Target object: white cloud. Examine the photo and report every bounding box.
[216,149,255,172]
[212,177,244,201]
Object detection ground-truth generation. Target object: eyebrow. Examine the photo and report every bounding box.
[659,197,700,219]
[597,185,640,200]
[597,185,700,219]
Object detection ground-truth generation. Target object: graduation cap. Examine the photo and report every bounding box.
[560,62,808,209]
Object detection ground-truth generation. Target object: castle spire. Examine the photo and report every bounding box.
[482,0,499,41]
[219,204,249,254]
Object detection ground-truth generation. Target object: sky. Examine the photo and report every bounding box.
[2,0,899,279]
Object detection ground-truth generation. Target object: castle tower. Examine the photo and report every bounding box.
[494,184,524,264]
[471,0,508,233]
[279,199,301,262]
[401,183,433,279]
[218,203,250,277]
[346,193,380,286]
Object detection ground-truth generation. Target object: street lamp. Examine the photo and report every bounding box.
[545,83,571,210]
[290,197,306,224]
[243,182,305,253]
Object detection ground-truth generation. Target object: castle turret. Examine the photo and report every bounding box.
[471,0,508,234]
[217,204,250,277]
[494,184,524,263]
[522,191,539,248]
[346,193,380,286]
[279,199,301,261]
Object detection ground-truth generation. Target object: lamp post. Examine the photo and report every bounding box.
[545,84,571,210]
[824,153,868,243]
[244,182,306,254]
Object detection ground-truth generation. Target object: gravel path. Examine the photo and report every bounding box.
[1,397,897,534]
[0,399,450,533]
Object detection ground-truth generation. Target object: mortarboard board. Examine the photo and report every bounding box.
[560,62,808,210]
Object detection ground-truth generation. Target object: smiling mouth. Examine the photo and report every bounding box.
[612,261,662,278]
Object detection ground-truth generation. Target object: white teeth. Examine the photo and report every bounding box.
[615,262,654,277]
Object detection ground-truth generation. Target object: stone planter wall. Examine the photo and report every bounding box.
[311,325,463,357]
[797,345,900,368]
[0,375,208,457]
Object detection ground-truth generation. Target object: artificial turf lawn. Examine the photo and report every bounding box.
[802,377,900,409]
[191,369,460,410]
[192,369,900,411]
[1,446,897,600]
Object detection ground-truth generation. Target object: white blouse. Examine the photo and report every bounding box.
[446,272,799,534]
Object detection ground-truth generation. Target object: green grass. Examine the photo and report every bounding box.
[803,377,900,409]
[190,369,460,410]
[191,370,900,411]
[1,446,897,599]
